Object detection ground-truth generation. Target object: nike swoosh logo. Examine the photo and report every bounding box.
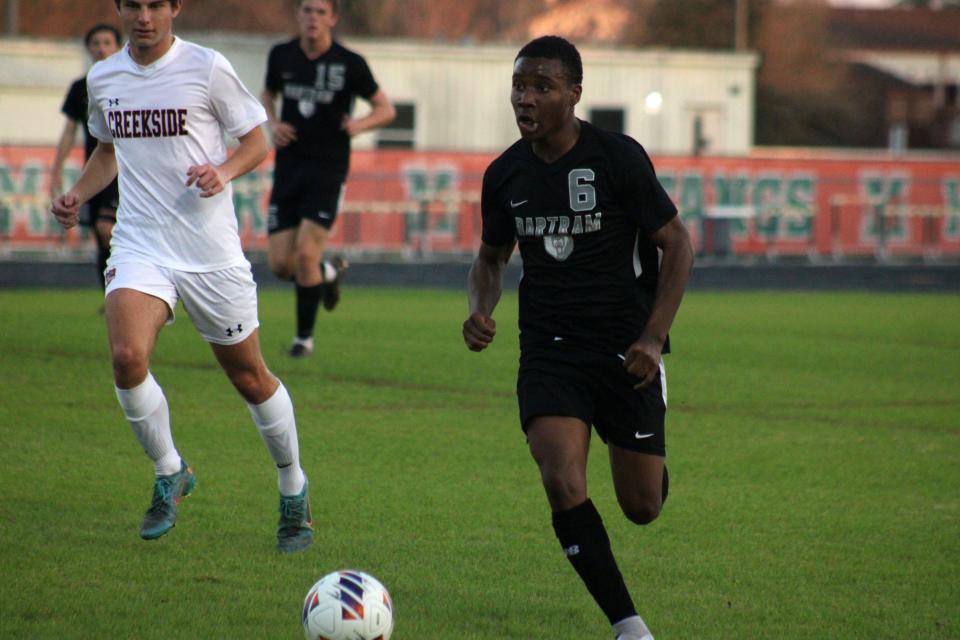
[510,199,528,208]
[634,432,655,439]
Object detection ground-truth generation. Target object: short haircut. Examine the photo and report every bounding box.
[298,0,339,12]
[114,0,182,9]
[85,24,121,47]
[515,36,583,85]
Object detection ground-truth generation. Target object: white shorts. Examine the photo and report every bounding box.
[104,260,260,345]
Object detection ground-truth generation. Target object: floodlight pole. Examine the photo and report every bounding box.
[735,0,748,51]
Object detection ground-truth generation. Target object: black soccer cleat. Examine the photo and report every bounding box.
[321,255,349,311]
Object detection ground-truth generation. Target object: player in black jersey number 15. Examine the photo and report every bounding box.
[261,0,395,357]
[463,36,694,640]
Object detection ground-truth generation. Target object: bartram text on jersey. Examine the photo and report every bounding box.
[515,212,602,237]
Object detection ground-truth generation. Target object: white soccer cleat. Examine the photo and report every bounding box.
[613,613,652,640]
[289,337,314,358]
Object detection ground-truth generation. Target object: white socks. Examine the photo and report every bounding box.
[613,615,653,640]
[117,375,304,495]
[247,382,305,496]
[116,373,182,477]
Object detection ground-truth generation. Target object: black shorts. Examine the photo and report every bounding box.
[268,156,345,233]
[80,178,119,227]
[517,343,667,456]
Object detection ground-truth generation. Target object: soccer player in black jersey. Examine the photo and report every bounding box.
[463,36,693,640]
[50,24,122,293]
[261,0,395,357]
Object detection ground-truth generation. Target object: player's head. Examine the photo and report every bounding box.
[511,36,583,142]
[84,24,121,62]
[515,36,583,86]
[114,0,182,52]
[297,0,338,43]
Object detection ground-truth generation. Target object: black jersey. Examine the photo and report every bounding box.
[61,77,96,160]
[265,38,379,170]
[481,120,678,354]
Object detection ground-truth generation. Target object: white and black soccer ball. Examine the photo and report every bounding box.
[302,570,394,640]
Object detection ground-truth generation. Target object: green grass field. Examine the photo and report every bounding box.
[1,287,958,639]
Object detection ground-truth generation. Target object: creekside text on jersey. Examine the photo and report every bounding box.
[105,108,189,139]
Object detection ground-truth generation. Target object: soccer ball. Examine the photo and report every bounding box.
[302,570,394,640]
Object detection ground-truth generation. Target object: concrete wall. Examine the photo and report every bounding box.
[0,39,86,146]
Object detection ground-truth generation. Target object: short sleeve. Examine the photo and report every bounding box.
[480,163,515,247]
[349,53,379,101]
[61,79,86,122]
[209,52,268,139]
[619,139,677,236]
[264,45,282,93]
[85,76,112,143]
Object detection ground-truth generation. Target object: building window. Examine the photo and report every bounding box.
[376,103,416,149]
[589,107,625,134]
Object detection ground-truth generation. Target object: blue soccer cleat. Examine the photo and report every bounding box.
[139,461,196,540]
[277,478,313,553]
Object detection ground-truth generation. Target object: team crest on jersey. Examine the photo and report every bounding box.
[544,234,574,261]
[298,100,315,118]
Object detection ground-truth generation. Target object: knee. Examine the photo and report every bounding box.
[111,343,148,385]
[540,467,587,511]
[268,255,293,280]
[228,367,275,404]
[227,368,260,401]
[620,498,662,526]
[294,250,319,277]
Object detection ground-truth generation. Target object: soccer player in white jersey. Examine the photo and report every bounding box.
[51,0,313,553]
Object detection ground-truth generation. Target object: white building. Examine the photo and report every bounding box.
[0,34,758,155]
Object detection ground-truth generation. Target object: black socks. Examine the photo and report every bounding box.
[295,283,324,339]
[552,499,636,624]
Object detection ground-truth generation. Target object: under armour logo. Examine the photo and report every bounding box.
[108,98,121,107]
[225,323,243,337]
[563,545,580,557]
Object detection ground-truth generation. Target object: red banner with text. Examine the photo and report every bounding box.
[2,146,958,259]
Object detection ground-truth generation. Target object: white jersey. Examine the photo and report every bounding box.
[87,38,267,271]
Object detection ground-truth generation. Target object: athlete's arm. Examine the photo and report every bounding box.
[49,117,79,199]
[463,240,515,352]
[259,87,297,147]
[343,89,396,137]
[186,126,268,199]
[50,141,117,229]
[623,215,694,387]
